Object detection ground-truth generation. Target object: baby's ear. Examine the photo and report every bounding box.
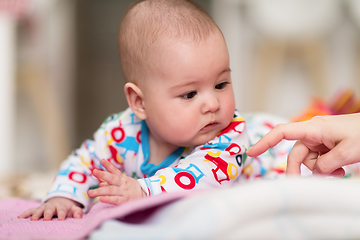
[124,82,147,120]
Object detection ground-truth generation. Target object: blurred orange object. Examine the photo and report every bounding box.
[330,89,360,114]
[292,89,360,122]
[291,97,332,122]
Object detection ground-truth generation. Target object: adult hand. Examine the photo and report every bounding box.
[18,197,83,221]
[88,159,145,205]
[246,113,360,176]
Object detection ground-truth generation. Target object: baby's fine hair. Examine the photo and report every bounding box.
[118,0,222,84]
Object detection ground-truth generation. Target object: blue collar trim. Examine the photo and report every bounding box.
[140,121,185,176]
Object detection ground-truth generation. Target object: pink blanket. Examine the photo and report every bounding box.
[0,191,194,240]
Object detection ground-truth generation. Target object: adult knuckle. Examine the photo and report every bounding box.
[334,148,347,160]
[311,115,330,126]
[332,148,352,166]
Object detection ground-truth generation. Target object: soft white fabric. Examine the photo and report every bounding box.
[91,177,360,240]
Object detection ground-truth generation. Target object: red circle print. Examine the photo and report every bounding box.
[136,131,141,143]
[69,172,87,184]
[111,127,125,143]
[174,172,196,190]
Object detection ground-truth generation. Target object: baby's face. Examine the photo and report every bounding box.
[142,33,235,147]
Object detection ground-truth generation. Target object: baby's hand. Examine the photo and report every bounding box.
[88,159,146,205]
[18,197,83,221]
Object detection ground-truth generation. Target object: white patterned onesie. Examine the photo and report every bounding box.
[43,108,293,211]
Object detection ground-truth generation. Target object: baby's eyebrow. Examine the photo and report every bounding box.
[214,68,231,78]
[171,68,232,89]
[222,68,231,74]
[171,81,197,90]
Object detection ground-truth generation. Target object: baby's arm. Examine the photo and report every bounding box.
[88,159,145,205]
[18,197,83,221]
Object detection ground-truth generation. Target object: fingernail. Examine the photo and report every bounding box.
[313,169,319,175]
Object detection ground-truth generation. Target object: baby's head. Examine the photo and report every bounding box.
[119,0,236,148]
[118,0,220,86]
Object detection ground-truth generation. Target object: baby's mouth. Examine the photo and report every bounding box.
[201,122,219,131]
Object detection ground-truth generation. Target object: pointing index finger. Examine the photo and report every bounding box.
[246,121,308,157]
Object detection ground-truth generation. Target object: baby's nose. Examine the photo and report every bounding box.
[201,94,220,114]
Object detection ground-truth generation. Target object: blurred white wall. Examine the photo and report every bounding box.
[212,0,360,118]
[15,0,76,173]
[0,15,16,177]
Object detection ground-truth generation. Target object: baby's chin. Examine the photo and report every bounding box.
[175,122,233,147]
[183,132,219,147]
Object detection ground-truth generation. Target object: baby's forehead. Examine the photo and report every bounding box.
[165,31,225,54]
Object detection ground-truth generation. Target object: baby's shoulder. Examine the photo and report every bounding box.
[98,108,142,130]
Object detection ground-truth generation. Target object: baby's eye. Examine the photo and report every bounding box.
[215,82,230,90]
[180,91,197,99]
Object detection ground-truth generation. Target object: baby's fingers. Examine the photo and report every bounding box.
[88,185,119,198]
[43,207,56,221]
[99,195,126,205]
[93,168,121,186]
[56,205,68,221]
[100,159,121,175]
[30,207,47,221]
[99,182,109,187]
[69,205,83,219]
[18,207,37,219]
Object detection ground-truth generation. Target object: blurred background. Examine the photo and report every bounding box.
[0,0,359,199]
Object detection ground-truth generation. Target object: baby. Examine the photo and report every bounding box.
[19,0,292,221]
